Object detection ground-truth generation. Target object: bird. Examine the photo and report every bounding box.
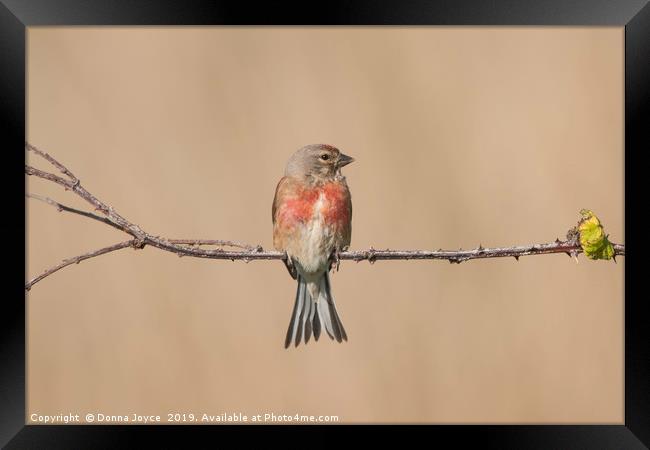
[272,144,354,348]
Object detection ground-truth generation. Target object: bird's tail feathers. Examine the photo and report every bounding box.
[284,272,347,348]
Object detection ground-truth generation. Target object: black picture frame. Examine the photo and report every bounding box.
[3,0,647,447]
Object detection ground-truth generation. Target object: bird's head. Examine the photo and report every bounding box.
[285,144,354,182]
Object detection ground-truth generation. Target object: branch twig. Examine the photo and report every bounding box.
[25,143,625,290]
[27,193,124,232]
[25,240,137,291]
[27,193,263,251]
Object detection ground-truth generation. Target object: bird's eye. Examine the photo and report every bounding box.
[320,154,330,161]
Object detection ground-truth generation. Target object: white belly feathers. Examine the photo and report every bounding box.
[291,192,335,277]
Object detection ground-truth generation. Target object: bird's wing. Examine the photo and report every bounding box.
[272,176,297,251]
[272,176,290,225]
[340,179,353,250]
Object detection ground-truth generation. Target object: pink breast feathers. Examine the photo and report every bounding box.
[277,187,319,225]
[277,182,350,229]
[322,182,351,228]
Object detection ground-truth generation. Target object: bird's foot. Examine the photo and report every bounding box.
[283,255,297,279]
[329,249,341,272]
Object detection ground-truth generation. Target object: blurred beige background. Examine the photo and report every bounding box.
[26,27,624,424]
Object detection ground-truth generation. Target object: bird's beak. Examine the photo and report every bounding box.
[338,153,355,167]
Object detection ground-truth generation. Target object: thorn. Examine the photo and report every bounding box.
[555,238,561,244]
[565,252,572,257]
[366,247,377,264]
[612,254,617,263]
[477,244,484,252]
[570,251,579,264]
[513,255,519,261]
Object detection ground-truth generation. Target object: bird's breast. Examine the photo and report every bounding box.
[276,181,351,275]
[278,182,350,229]
[321,182,351,228]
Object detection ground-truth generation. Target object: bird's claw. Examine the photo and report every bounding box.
[330,249,341,272]
[283,255,297,280]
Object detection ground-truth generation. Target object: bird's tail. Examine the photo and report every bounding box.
[284,271,347,348]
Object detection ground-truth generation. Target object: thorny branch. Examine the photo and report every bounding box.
[25,143,625,291]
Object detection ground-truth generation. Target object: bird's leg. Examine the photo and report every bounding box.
[283,254,297,280]
[329,248,341,272]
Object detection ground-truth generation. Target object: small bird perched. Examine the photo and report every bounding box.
[272,144,354,348]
